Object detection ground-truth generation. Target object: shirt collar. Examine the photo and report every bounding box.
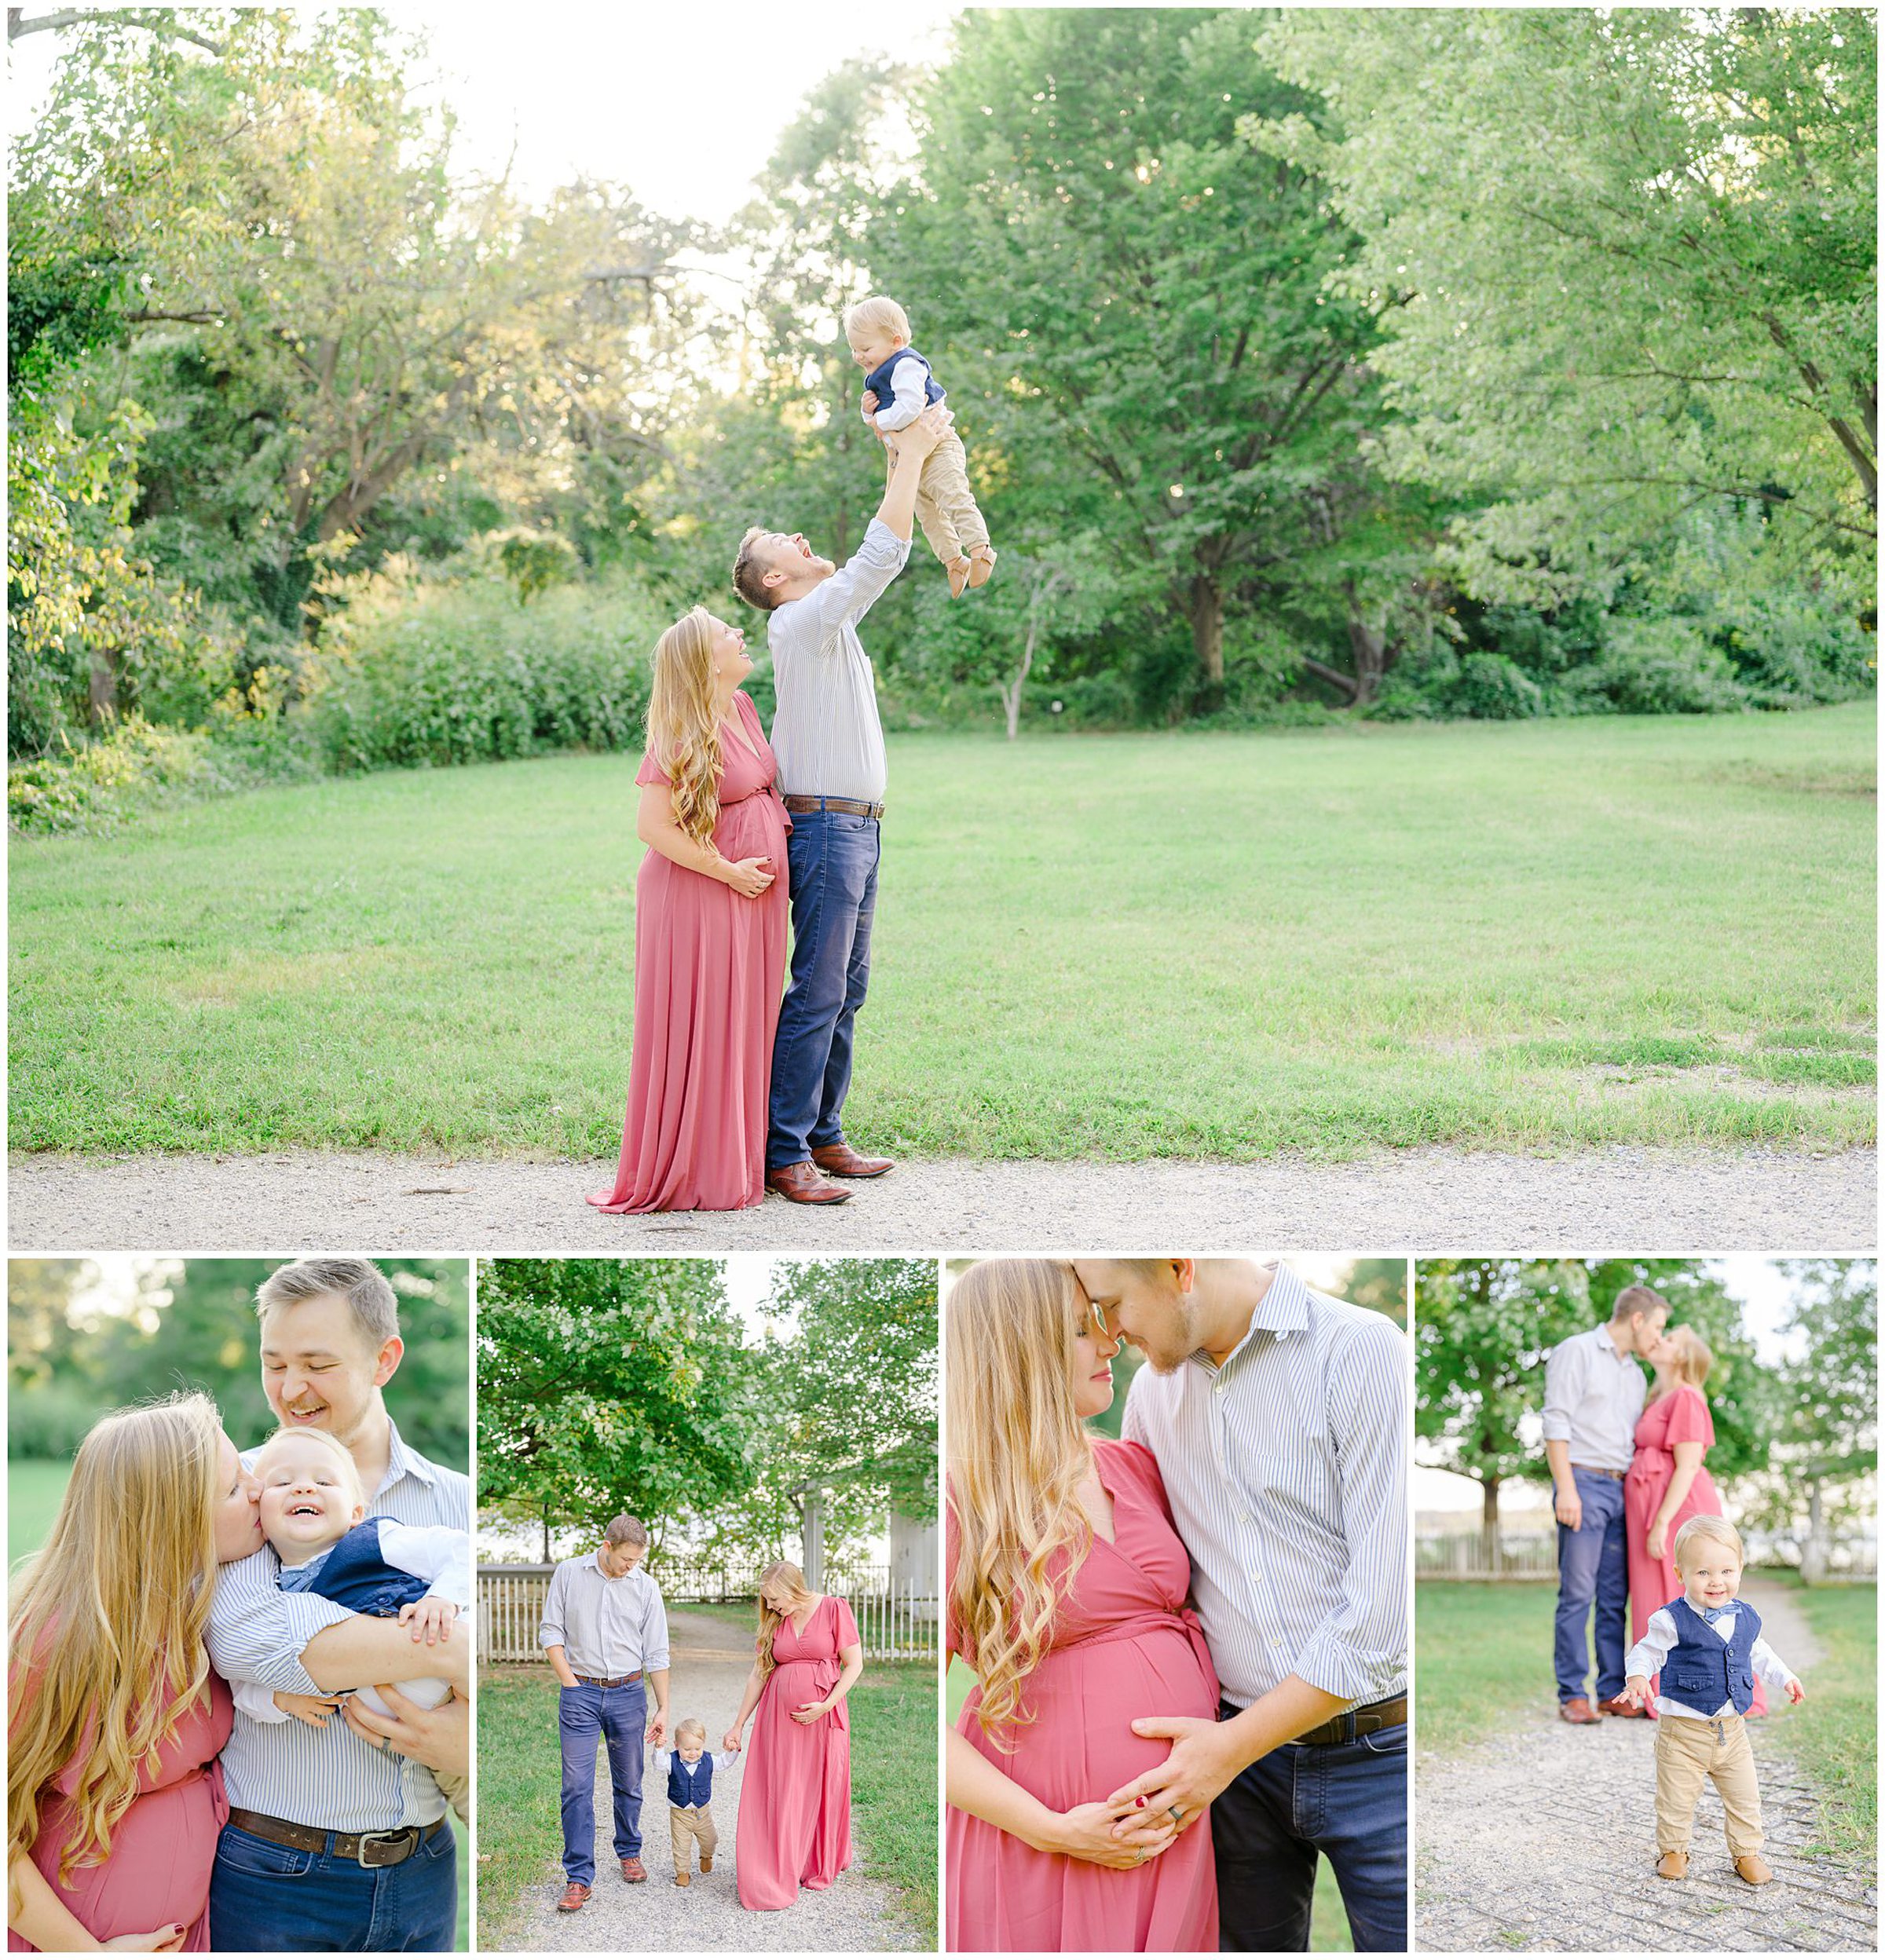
[379,1417,437,1501]
[1191,1263,1309,1373]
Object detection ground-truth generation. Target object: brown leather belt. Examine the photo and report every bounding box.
[573,1671,643,1688]
[782,794,885,820]
[1293,1695,1408,1748]
[226,1807,448,1868]
[1571,1465,1626,1480]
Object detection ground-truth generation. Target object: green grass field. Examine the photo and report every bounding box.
[475,1662,937,1947]
[1415,1578,1877,1862]
[7,1457,71,1571]
[947,1658,1352,1948]
[10,711,1876,1158]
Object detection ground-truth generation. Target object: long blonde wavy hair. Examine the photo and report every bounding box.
[946,1259,1099,1750]
[754,1560,817,1680]
[8,1393,223,1903]
[646,605,726,844]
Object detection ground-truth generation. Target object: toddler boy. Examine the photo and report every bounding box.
[651,1718,739,1886]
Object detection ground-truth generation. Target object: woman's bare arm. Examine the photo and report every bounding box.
[9,1849,182,1951]
[722,1664,767,1751]
[636,782,773,896]
[945,1727,1171,1869]
[1649,1440,1707,1552]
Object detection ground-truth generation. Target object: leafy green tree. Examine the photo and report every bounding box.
[883,6,1432,704]
[1258,6,1878,609]
[1416,1259,1766,1558]
[1766,1260,1876,1584]
[476,1259,759,1559]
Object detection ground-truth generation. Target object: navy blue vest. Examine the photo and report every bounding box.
[864,346,944,415]
[307,1519,430,1620]
[1659,1595,1761,1714]
[668,1753,716,1808]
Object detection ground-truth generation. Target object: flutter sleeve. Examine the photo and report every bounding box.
[831,1596,861,1651]
[1666,1387,1716,1450]
[635,745,671,788]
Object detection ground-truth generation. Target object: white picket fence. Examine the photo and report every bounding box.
[478,1561,939,1664]
[1417,1530,1879,1583]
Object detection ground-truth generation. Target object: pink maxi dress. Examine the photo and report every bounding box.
[588,689,791,1213]
[947,1439,1220,1953]
[9,1673,232,1952]
[1625,1384,1766,1717]
[736,1594,859,1909]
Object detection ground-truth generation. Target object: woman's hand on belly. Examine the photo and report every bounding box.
[1050,1799,1180,1870]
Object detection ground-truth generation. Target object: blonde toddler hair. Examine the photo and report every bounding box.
[1673,1514,1744,1569]
[675,1717,707,1743]
[253,1424,365,1506]
[844,294,911,344]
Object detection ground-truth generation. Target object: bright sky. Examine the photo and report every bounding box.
[7,2,963,225]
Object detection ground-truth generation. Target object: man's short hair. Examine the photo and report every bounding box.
[1612,1284,1670,1327]
[732,526,778,612]
[844,294,912,345]
[256,1258,400,1349]
[1673,1514,1743,1567]
[603,1513,648,1548]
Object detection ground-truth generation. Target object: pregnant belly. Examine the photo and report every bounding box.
[713,795,788,861]
[957,1626,1217,1811]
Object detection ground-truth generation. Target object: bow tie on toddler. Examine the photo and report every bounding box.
[1700,1604,1735,1625]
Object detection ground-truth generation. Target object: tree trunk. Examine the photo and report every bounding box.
[800,1489,824,1589]
[540,1500,551,1567]
[1344,580,1389,704]
[1480,1475,1502,1571]
[1801,1478,1826,1586]
[88,646,118,728]
[1189,572,1224,704]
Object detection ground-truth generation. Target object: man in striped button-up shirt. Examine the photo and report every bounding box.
[205,1259,471,1952]
[1071,1258,1409,1954]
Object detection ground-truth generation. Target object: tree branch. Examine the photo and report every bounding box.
[9,6,223,51]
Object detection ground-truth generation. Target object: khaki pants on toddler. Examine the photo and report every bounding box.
[670,1802,718,1871]
[1654,1713,1763,1857]
[909,430,989,567]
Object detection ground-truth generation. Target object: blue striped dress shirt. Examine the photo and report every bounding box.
[1121,1263,1408,1710]
[206,1420,471,1831]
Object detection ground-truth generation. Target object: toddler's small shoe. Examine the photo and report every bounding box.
[1735,1855,1773,1886]
[968,543,997,587]
[675,1871,690,1888]
[699,1856,714,1874]
[1656,1851,1687,1880]
[946,556,972,598]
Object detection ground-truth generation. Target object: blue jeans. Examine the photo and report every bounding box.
[1212,1703,1407,1952]
[1554,1465,1628,1704]
[558,1680,646,1884]
[767,806,880,1168]
[208,1819,456,1951]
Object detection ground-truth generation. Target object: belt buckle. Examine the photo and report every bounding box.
[356,1827,414,1869]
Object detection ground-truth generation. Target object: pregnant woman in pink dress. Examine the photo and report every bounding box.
[8,1395,265,1953]
[945,1260,1219,1953]
[588,605,791,1214]
[724,1563,862,1909]
[1624,1325,1765,1717]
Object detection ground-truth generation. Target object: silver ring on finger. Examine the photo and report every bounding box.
[376,1735,393,1753]
[1169,1805,1184,1824]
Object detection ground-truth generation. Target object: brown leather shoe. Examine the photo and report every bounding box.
[812,1141,895,1179]
[1735,1854,1773,1885]
[1656,1851,1688,1880]
[555,1881,591,1911]
[766,1161,851,1205]
[674,1871,690,1888]
[1597,1695,1647,1717]
[699,1855,713,1874]
[620,1856,647,1883]
[1558,1697,1601,1724]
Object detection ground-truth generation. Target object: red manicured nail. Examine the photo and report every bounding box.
[1136,1796,1146,1808]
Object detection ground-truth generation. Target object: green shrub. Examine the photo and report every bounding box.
[1451,651,1543,719]
[10,715,223,834]
[305,575,666,772]
[1571,616,1749,715]
[6,1380,105,1459]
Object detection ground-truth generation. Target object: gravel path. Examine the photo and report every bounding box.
[1416,1582,1875,1953]
[7,1145,1873,1250]
[489,1611,924,1953]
